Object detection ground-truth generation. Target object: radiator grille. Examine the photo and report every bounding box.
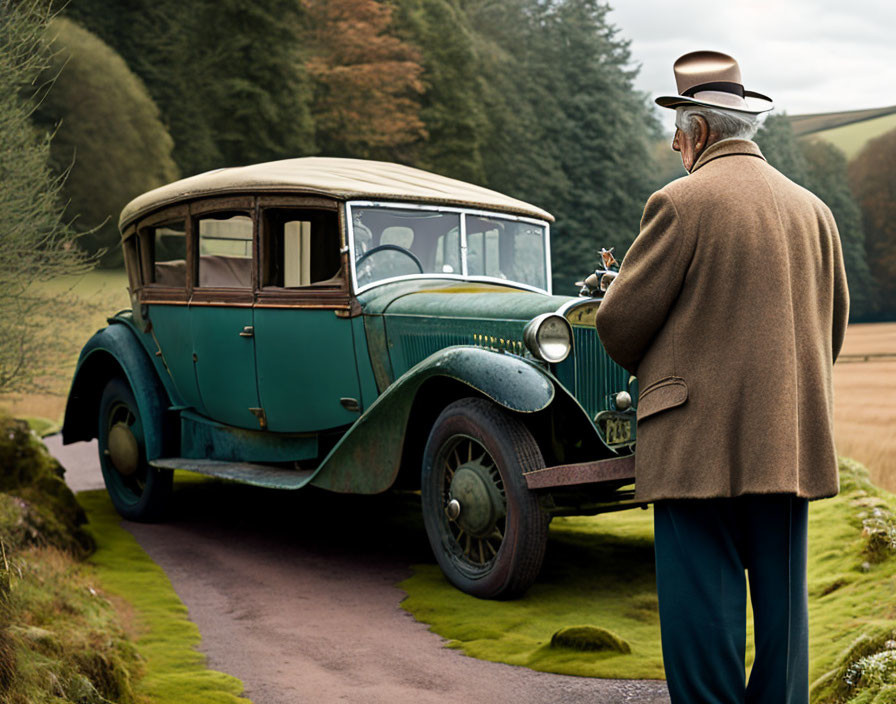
[571,326,630,420]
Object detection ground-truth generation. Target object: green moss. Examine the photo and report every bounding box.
[79,489,251,704]
[21,417,61,438]
[0,416,92,556]
[0,419,248,703]
[550,626,631,654]
[400,507,666,679]
[401,458,896,693]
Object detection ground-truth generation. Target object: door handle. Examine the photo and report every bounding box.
[239,326,254,338]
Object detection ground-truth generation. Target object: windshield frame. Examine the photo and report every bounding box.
[346,201,552,296]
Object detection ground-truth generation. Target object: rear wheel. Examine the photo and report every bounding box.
[421,397,548,599]
[97,377,172,521]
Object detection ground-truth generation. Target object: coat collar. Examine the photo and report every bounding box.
[690,138,766,174]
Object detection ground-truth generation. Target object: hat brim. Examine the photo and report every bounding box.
[655,92,774,114]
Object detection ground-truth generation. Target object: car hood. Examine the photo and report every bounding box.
[358,280,573,320]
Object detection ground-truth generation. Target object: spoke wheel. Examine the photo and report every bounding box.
[98,377,172,522]
[422,397,548,599]
[440,435,506,571]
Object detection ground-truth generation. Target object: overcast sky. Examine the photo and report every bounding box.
[606,0,896,120]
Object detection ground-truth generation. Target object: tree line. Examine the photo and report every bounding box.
[6,0,893,322]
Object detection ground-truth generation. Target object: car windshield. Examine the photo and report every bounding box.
[350,205,549,292]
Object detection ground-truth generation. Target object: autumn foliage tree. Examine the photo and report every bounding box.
[303,0,426,159]
[850,127,896,318]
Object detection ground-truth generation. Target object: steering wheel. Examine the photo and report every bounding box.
[355,244,424,273]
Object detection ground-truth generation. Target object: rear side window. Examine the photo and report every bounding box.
[140,219,187,287]
[197,213,253,288]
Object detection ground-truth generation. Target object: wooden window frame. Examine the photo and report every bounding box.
[137,205,190,305]
[254,196,354,311]
[190,197,256,307]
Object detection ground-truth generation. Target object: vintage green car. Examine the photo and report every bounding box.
[63,157,639,599]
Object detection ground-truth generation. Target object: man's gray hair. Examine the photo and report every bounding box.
[675,105,761,141]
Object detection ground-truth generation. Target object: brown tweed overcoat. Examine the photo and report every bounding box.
[594,139,850,502]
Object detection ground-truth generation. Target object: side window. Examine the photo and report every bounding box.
[196,212,253,288]
[139,219,187,287]
[261,209,340,288]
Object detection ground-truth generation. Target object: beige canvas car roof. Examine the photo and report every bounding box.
[120,157,554,232]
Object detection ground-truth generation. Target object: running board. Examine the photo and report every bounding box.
[150,458,315,490]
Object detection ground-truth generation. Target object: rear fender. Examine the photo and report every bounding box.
[62,320,174,460]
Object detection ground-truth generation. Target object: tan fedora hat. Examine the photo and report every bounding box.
[655,50,773,114]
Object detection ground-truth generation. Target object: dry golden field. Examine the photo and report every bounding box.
[833,322,896,492]
[2,273,894,492]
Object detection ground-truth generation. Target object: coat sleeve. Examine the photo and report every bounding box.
[828,210,850,363]
[594,189,694,376]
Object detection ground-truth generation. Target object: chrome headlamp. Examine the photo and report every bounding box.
[523,313,573,363]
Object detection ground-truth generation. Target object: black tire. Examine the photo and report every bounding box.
[97,377,172,522]
[421,397,549,599]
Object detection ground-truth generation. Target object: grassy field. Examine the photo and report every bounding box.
[834,323,896,493]
[804,112,896,159]
[0,269,129,424]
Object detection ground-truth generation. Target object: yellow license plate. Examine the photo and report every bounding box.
[603,416,632,444]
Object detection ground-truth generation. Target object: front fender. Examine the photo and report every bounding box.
[310,346,555,493]
[62,319,173,460]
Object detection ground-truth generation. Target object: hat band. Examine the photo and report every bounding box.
[681,81,745,99]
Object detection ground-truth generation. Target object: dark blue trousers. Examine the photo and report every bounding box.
[653,494,809,704]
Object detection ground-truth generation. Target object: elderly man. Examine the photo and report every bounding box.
[594,51,849,703]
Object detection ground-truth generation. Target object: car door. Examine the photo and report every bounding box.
[189,198,261,430]
[252,197,364,433]
[135,205,204,411]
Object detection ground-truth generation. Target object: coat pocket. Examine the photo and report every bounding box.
[637,376,688,421]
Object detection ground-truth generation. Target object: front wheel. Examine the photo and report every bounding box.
[97,377,172,522]
[421,397,548,599]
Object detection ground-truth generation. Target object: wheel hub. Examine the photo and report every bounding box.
[448,463,505,538]
[108,422,139,476]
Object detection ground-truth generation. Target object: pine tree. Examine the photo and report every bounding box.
[758,115,878,320]
[801,139,875,319]
[755,114,809,184]
[64,0,221,175]
[512,0,659,294]
[186,0,316,167]
[850,128,896,319]
[66,0,316,176]
[390,0,487,182]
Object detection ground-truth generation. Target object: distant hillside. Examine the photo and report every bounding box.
[788,106,896,159]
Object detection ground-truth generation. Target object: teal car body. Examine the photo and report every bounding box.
[63,157,639,598]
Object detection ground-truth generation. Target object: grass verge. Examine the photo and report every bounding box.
[0,416,249,703]
[79,488,251,704]
[400,458,896,702]
[0,415,134,703]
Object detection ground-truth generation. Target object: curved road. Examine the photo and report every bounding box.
[48,437,669,704]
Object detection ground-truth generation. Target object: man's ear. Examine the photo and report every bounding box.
[693,115,709,152]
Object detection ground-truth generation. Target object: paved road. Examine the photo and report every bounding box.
[47,436,670,704]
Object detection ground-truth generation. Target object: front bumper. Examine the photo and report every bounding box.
[523,454,635,490]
